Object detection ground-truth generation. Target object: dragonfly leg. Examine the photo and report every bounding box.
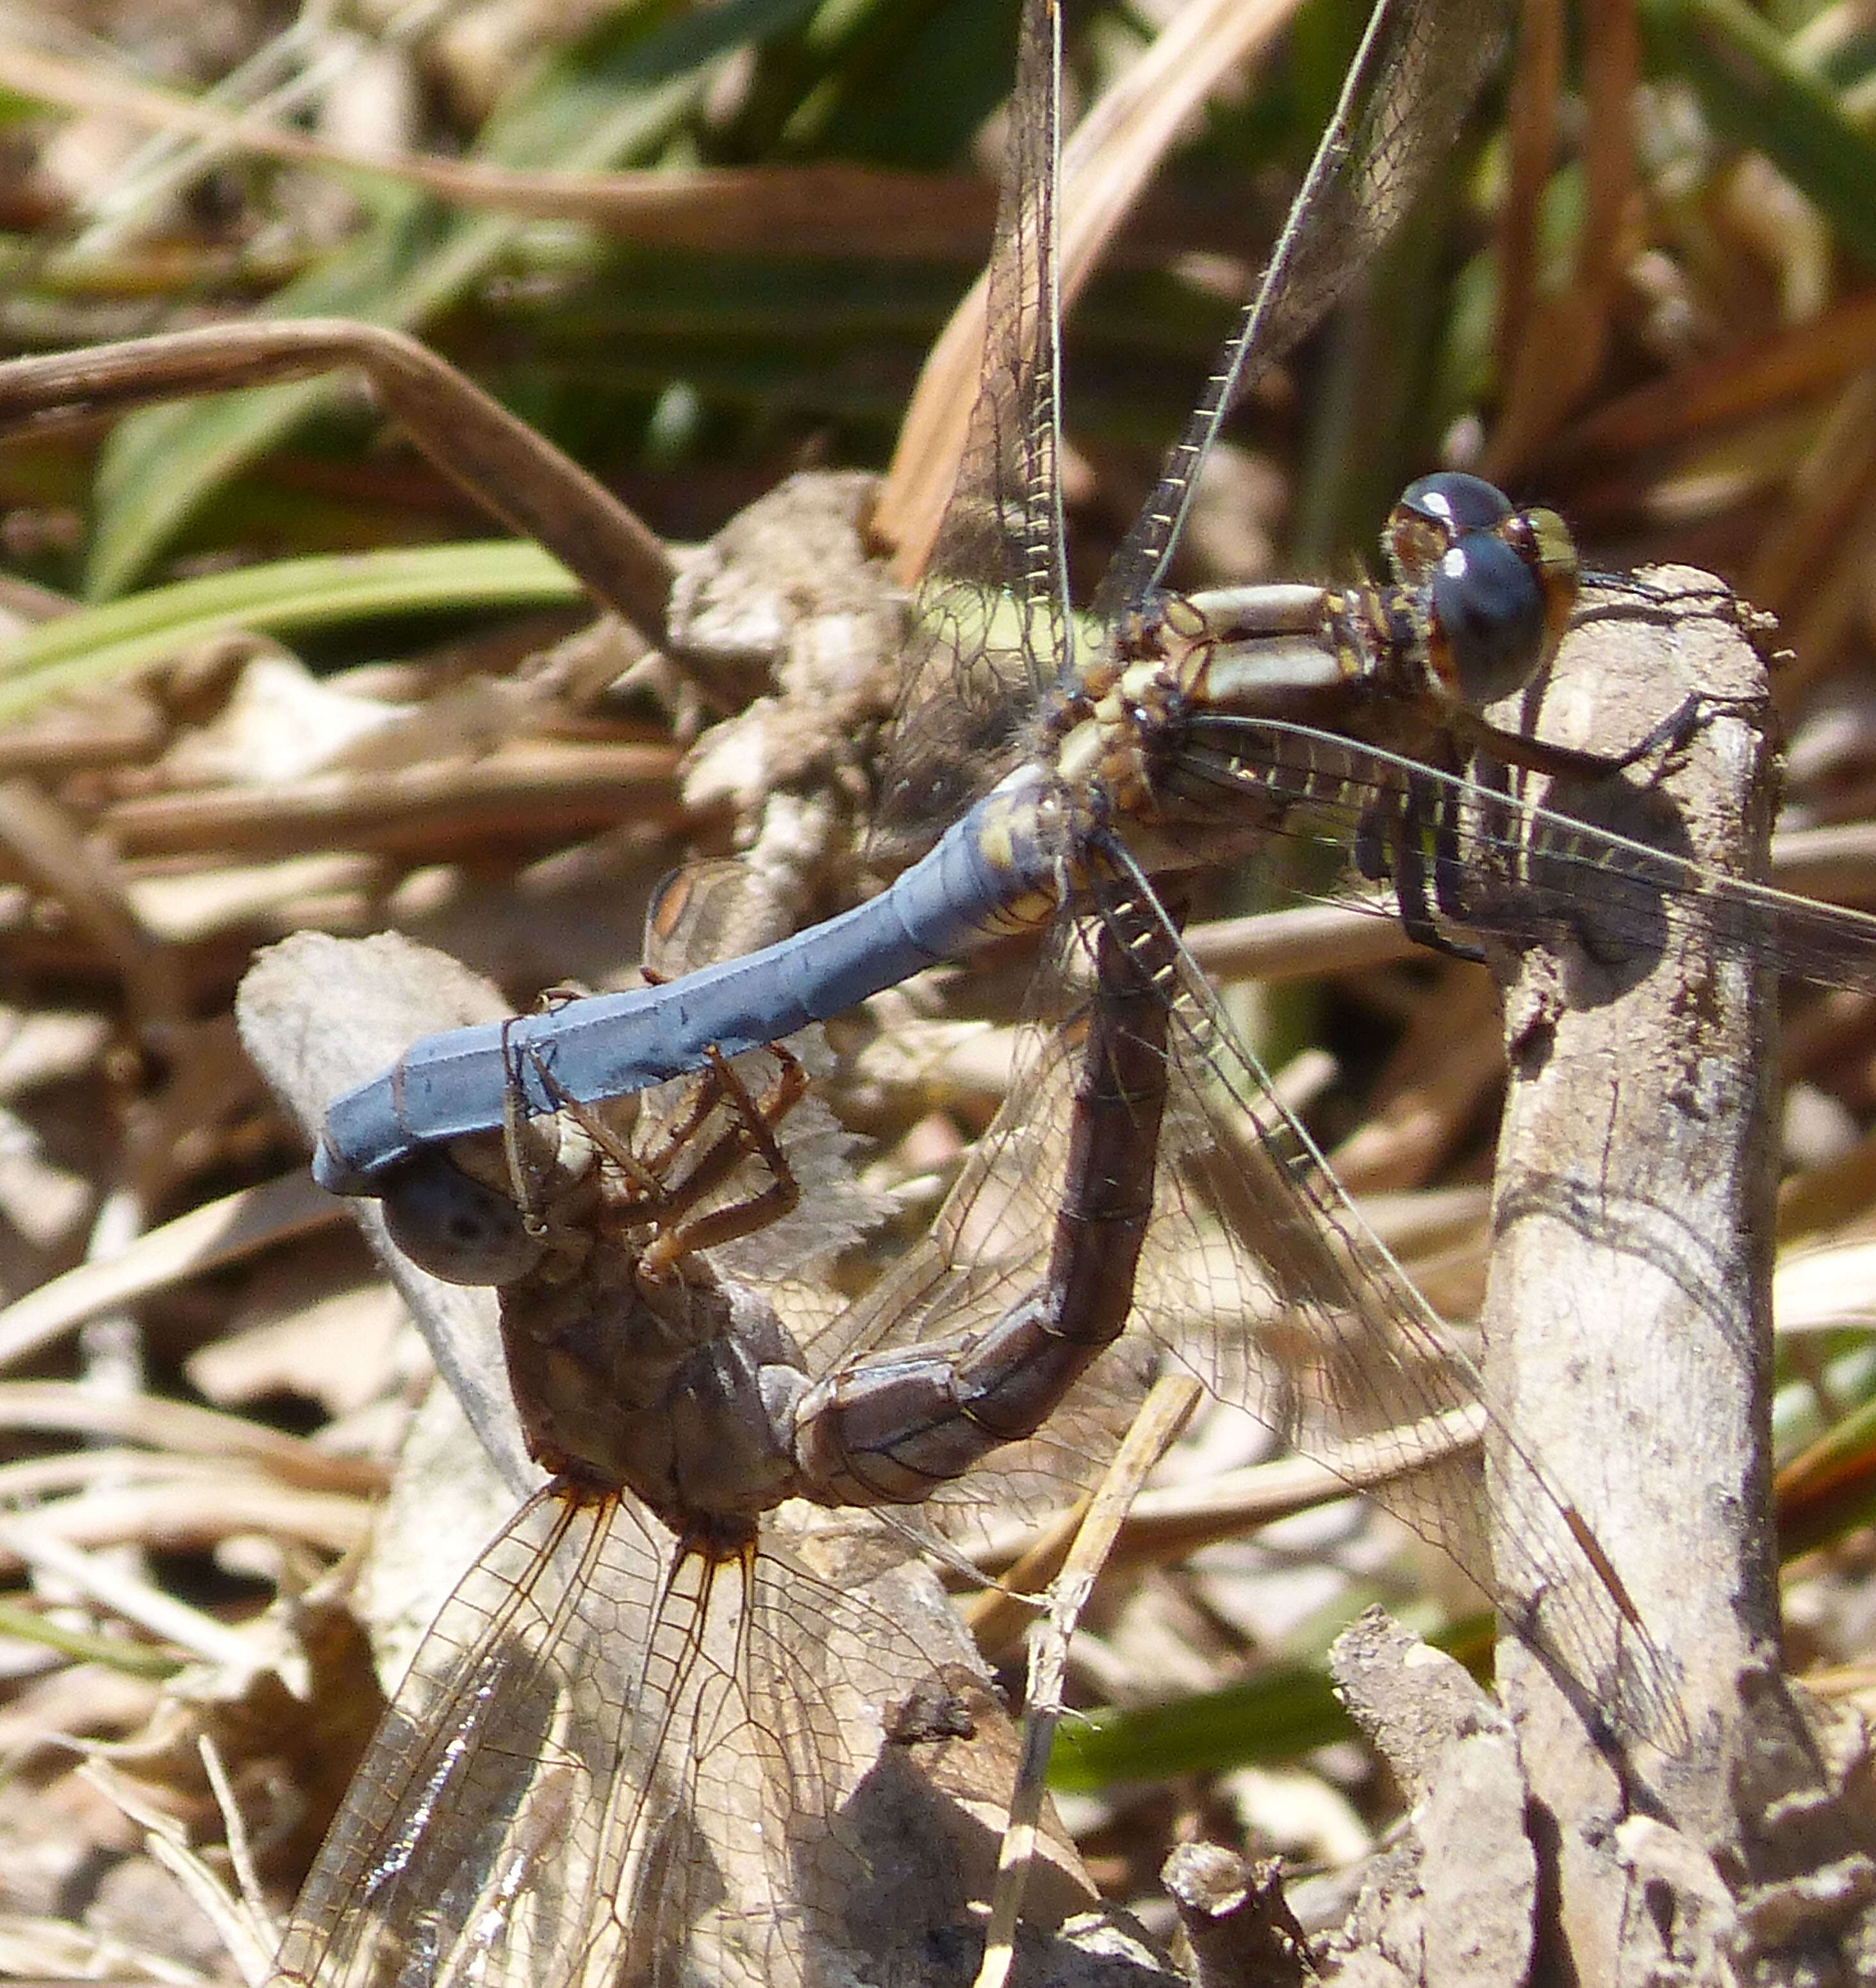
[501,1036,809,1270]
[638,1045,809,1271]
[375,1016,590,1284]
[378,1026,806,1284]
[1599,686,1717,771]
[627,1057,737,1188]
[1354,782,1490,963]
[616,952,809,1193]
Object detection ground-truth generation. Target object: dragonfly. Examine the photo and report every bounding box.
[288,0,1876,1762]
[268,878,1182,1988]
[272,9,1785,1976]
[304,0,1747,1744]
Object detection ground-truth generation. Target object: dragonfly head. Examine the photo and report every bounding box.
[379,1146,550,1286]
[1384,473,1581,715]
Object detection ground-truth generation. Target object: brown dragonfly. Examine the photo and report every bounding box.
[260,870,1180,1987]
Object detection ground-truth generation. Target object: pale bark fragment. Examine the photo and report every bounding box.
[1321,1609,1535,1988]
[1162,1841,1312,1988]
[238,929,539,1500]
[1328,1607,1508,1803]
[1415,1727,1537,1988]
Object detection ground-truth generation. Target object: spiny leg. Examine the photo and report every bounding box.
[639,1046,809,1271]
[512,1033,809,1270]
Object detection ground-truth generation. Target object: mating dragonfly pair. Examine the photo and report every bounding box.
[267,0,1876,1980]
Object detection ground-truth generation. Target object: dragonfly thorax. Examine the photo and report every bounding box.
[502,1255,812,1524]
[1051,682,1162,825]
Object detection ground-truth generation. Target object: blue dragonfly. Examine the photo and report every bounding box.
[311,0,1567,1196]
[311,47,1876,1210]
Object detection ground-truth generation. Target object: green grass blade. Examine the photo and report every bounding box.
[86,0,821,600]
[1048,1613,1493,1793]
[1048,1660,1355,1792]
[0,541,579,720]
[0,1596,181,1678]
[1643,0,1876,272]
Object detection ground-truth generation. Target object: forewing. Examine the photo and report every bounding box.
[1169,709,1876,1002]
[272,1484,1001,1988]
[1143,930,1679,1738]
[272,1489,664,1988]
[875,0,1071,846]
[1095,0,1511,617]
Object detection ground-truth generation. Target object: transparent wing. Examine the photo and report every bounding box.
[1165,711,1876,1000]
[1145,916,1679,1739]
[873,0,1071,846]
[273,1491,662,1988]
[878,0,1513,844]
[270,1491,962,1988]
[1094,0,1511,620]
[814,890,1681,1742]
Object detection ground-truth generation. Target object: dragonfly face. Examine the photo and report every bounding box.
[379,1141,548,1286]
[1382,472,1581,713]
[1151,472,1586,752]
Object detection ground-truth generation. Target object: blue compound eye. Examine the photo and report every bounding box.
[1399,471,1515,536]
[1429,531,1547,708]
[1386,472,1518,585]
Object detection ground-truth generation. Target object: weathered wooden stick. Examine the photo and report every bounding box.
[1483,572,1876,1984]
